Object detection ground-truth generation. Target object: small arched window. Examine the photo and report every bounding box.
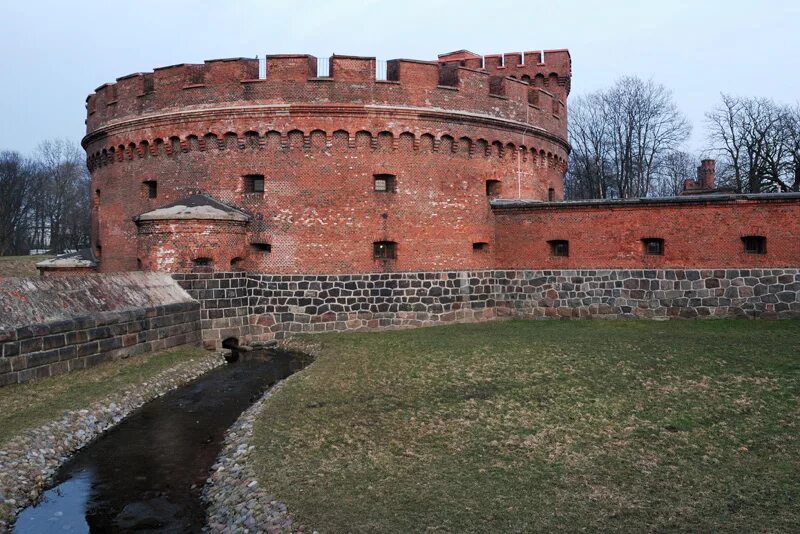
[547,187,555,201]
[486,180,501,197]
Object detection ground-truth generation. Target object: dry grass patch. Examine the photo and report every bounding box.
[0,345,207,446]
[252,320,800,532]
[0,255,52,278]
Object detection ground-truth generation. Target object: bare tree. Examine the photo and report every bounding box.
[706,94,745,192]
[0,139,91,256]
[565,93,612,199]
[652,150,699,197]
[782,104,800,192]
[566,76,691,199]
[0,152,34,255]
[34,139,91,253]
[706,95,798,193]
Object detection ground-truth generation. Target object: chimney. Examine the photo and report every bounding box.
[697,159,716,190]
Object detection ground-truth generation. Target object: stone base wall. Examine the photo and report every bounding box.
[501,268,800,319]
[246,271,500,339]
[2,268,795,386]
[174,268,800,348]
[0,273,202,386]
[0,303,200,386]
[172,273,252,349]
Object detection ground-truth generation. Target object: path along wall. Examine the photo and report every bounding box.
[0,273,200,386]
[174,268,800,348]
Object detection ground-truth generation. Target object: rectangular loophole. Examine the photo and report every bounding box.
[642,238,664,256]
[485,180,501,197]
[548,240,569,257]
[741,236,766,254]
[374,174,396,193]
[244,174,265,193]
[373,241,397,260]
[143,180,157,199]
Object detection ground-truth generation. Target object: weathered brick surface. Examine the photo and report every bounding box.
[83,52,569,274]
[493,198,800,269]
[81,52,800,276]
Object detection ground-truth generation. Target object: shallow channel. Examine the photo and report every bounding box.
[13,349,311,533]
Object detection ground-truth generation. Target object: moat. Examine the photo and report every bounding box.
[13,349,311,533]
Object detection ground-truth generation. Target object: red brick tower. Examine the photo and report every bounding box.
[83,51,571,273]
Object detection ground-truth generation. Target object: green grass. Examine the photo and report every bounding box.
[0,345,207,446]
[0,255,52,277]
[252,320,800,533]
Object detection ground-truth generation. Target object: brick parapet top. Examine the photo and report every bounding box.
[491,192,800,211]
[84,51,570,142]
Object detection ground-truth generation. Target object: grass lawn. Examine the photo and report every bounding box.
[252,320,800,533]
[0,345,207,446]
[0,255,52,278]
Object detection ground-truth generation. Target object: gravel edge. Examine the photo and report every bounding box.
[204,341,321,534]
[203,380,295,533]
[0,350,225,531]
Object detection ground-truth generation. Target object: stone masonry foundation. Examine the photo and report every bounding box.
[0,273,201,386]
[173,268,800,348]
[2,268,796,385]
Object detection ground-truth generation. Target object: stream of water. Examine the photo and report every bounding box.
[13,349,311,533]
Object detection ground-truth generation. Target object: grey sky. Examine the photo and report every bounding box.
[2,0,798,156]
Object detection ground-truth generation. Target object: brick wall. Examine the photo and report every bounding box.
[493,196,800,269]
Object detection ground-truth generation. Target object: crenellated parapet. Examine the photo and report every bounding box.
[438,49,571,100]
[84,52,569,146]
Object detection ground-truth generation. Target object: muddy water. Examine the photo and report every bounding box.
[13,349,311,533]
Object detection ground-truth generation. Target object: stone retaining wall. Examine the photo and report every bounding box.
[174,268,800,347]
[0,303,201,386]
[0,273,201,386]
[501,268,800,319]
[171,273,251,349]
[3,268,796,384]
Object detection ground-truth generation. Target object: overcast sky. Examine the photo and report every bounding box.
[2,0,798,156]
